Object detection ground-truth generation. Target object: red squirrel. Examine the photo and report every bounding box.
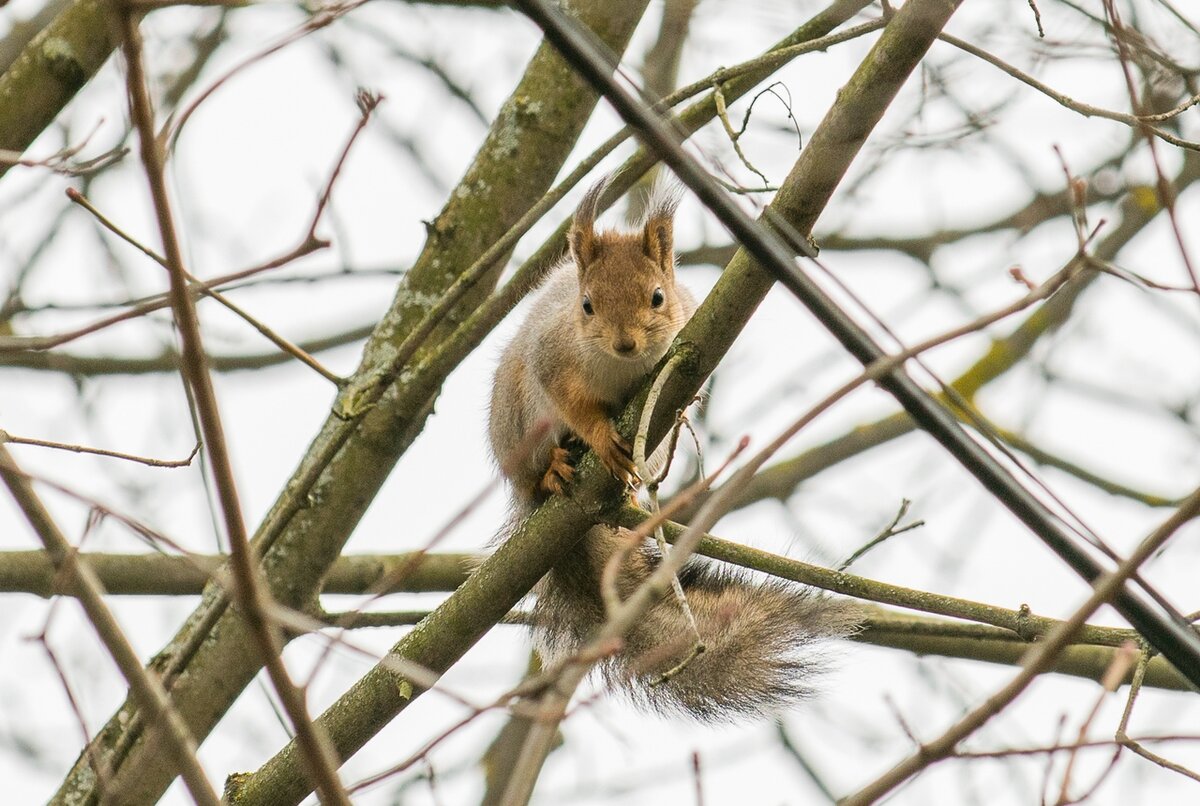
[488,177,856,719]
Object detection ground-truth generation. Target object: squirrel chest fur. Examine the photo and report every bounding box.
[487,177,857,721]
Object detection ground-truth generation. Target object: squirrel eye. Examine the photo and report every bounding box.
[651,287,665,308]
[581,295,594,316]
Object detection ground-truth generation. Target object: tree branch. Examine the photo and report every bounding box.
[673,149,1200,520]
[115,10,351,803]
[0,447,220,806]
[0,0,116,179]
[0,550,472,597]
[53,0,659,800]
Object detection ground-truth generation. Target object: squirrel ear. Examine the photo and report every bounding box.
[570,176,609,269]
[642,178,681,271]
[570,221,597,268]
[642,218,672,270]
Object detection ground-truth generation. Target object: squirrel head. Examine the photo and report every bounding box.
[568,177,686,361]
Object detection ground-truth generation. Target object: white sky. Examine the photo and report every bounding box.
[2,0,1200,803]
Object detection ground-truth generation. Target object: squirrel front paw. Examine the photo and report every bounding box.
[538,446,576,496]
[596,430,641,489]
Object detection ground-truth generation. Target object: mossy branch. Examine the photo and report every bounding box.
[6,547,1188,693]
[51,0,655,801]
[0,0,116,179]
[0,550,473,597]
[230,1,973,800]
[857,609,1190,692]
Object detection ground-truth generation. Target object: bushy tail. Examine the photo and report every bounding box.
[532,525,860,721]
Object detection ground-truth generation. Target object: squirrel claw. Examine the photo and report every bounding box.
[539,446,575,496]
[598,431,640,488]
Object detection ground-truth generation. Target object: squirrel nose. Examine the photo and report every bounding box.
[614,337,638,355]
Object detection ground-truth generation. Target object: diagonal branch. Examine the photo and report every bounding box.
[674,149,1200,520]
[115,10,351,804]
[0,0,117,180]
[841,486,1200,805]
[52,1,661,801]
[229,1,981,801]
[0,446,220,806]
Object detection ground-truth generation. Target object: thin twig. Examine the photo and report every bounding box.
[116,11,352,804]
[0,136,127,176]
[1053,642,1137,804]
[712,82,772,188]
[1026,0,1045,37]
[840,487,1200,806]
[629,353,702,658]
[1102,0,1199,294]
[938,31,1200,153]
[31,625,113,796]
[1114,647,1200,783]
[775,721,839,803]
[0,446,220,806]
[837,498,925,571]
[0,430,200,468]
[310,88,381,242]
[953,735,1200,759]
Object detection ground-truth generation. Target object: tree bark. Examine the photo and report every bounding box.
[50,0,654,801]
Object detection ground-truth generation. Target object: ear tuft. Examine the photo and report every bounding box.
[570,175,610,269]
[642,176,681,270]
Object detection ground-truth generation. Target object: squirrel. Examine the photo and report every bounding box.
[487,176,858,720]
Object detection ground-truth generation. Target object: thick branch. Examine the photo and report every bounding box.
[52,1,657,801]
[231,1,970,801]
[0,0,116,178]
[0,550,472,597]
[857,609,1191,692]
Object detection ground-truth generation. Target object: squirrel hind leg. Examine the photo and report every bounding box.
[608,567,862,722]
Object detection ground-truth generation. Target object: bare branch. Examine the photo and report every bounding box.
[0,430,199,468]
[0,446,220,806]
[116,11,351,803]
[841,488,1200,805]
